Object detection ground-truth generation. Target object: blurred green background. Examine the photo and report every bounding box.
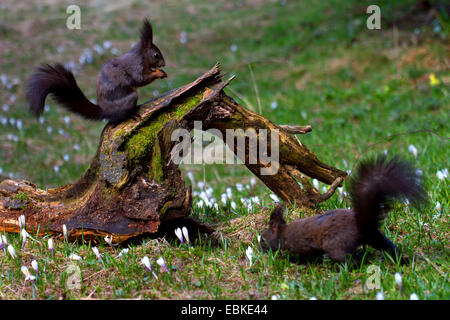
[0,0,448,192]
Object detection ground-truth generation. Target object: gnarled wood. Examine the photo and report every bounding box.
[0,63,346,243]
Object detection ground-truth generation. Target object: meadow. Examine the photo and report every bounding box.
[0,0,448,299]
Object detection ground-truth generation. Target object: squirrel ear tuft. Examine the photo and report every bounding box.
[139,19,153,50]
[269,202,286,232]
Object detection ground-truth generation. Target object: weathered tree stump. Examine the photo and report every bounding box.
[0,64,346,243]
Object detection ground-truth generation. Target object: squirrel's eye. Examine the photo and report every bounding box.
[153,53,159,58]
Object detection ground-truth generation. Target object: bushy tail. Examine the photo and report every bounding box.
[26,63,102,120]
[348,155,426,233]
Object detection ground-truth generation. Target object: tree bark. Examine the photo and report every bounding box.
[0,63,346,243]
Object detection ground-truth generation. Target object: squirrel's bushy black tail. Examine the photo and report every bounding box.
[349,155,426,234]
[26,63,102,120]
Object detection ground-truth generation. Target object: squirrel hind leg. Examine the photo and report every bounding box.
[99,91,138,123]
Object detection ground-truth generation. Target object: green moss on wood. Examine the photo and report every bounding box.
[148,140,164,182]
[124,91,204,168]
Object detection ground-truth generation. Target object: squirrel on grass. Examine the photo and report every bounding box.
[260,155,427,264]
[26,19,167,124]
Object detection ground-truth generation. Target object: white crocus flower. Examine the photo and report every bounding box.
[141,256,158,279]
[174,228,184,244]
[179,31,187,44]
[221,193,227,205]
[104,235,113,246]
[69,253,82,260]
[408,145,418,159]
[92,247,102,260]
[251,196,260,205]
[156,257,169,273]
[435,201,441,213]
[226,187,232,199]
[246,246,254,266]
[197,181,205,189]
[48,238,54,254]
[187,171,195,185]
[270,101,278,110]
[231,201,236,210]
[21,266,36,282]
[0,235,5,252]
[62,224,68,241]
[21,228,29,248]
[436,168,448,181]
[182,227,190,246]
[376,292,384,300]
[117,248,129,258]
[394,273,402,286]
[7,244,16,258]
[312,179,320,190]
[338,187,344,201]
[394,273,403,291]
[410,293,419,300]
[31,260,39,279]
[18,214,25,230]
[269,194,279,202]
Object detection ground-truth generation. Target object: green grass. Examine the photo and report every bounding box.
[0,0,448,299]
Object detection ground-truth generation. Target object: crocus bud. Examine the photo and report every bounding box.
[141,256,158,279]
[62,224,68,241]
[269,194,279,202]
[182,227,190,246]
[69,253,82,261]
[8,244,16,258]
[21,228,28,249]
[92,247,102,260]
[117,248,129,258]
[18,215,25,230]
[338,187,344,201]
[312,179,320,190]
[31,260,39,279]
[394,273,403,291]
[174,228,184,244]
[408,145,418,159]
[246,246,253,266]
[394,273,402,286]
[156,257,169,273]
[1,235,7,250]
[48,238,54,254]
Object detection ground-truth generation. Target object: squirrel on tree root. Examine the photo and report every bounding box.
[260,155,427,264]
[26,19,167,124]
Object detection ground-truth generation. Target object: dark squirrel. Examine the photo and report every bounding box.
[260,155,427,263]
[26,19,167,123]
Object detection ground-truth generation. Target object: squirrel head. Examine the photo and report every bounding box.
[139,19,166,71]
[260,202,286,252]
